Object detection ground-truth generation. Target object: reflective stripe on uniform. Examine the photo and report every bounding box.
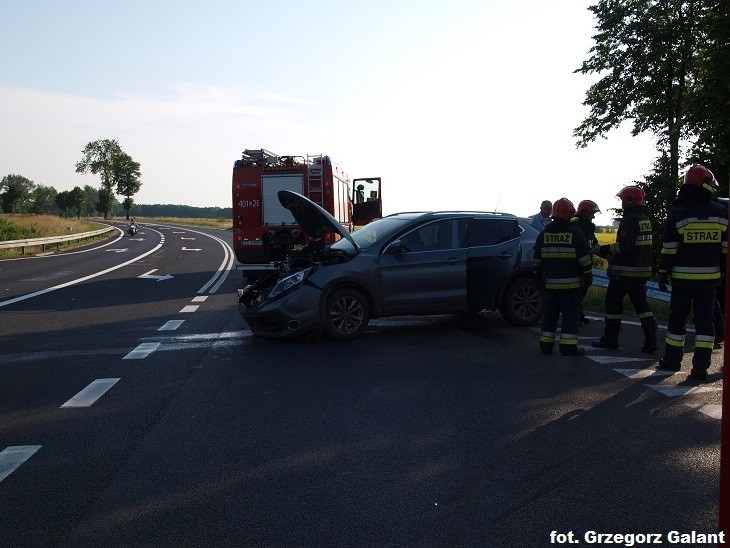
[559,333,579,345]
[665,331,686,347]
[545,277,581,290]
[695,334,715,349]
[540,332,556,343]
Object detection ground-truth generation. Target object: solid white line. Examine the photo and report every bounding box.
[159,320,185,331]
[191,296,208,302]
[123,342,161,359]
[180,305,199,313]
[0,445,42,483]
[61,378,120,408]
[0,228,166,308]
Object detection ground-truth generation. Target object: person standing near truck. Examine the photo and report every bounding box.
[656,165,728,381]
[533,198,593,356]
[591,186,657,353]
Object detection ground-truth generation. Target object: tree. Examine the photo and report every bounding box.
[29,184,58,214]
[113,152,142,219]
[55,191,72,218]
[0,174,35,213]
[69,186,85,219]
[75,139,122,219]
[574,0,712,185]
[688,0,730,195]
[82,185,99,216]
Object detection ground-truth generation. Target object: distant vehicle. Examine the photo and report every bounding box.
[127,222,138,236]
[231,148,382,278]
[238,191,543,340]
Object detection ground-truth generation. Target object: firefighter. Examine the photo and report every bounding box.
[657,165,728,381]
[533,198,593,356]
[592,186,656,352]
[574,200,601,324]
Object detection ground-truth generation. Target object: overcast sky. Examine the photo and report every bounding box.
[0,0,658,224]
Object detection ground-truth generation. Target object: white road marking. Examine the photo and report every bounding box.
[180,305,199,313]
[138,269,174,281]
[159,320,185,331]
[0,446,42,483]
[644,384,722,397]
[181,247,201,251]
[587,355,657,364]
[686,403,722,420]
[61,378,120,408]
[191,296,208,302]
[614,368,674,379]
[123,342,161,360]
[0,231,166,308]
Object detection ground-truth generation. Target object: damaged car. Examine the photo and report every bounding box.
[238,190,543,340]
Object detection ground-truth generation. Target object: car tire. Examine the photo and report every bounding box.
[322,287,370,340]
[501,277,543,326]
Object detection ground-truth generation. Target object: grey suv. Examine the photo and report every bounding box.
[238,191,543,339]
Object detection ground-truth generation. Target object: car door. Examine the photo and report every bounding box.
[466,218,521,312]
[378,219,468,315]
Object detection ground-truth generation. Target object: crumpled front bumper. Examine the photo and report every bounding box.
[238,283,323,338]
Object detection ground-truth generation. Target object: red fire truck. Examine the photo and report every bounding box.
[232,148,381,274]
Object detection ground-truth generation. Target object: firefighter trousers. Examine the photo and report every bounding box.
[539,289,582,355]
[598,278,654,344]
[662,285,716,371]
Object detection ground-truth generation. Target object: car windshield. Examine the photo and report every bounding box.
[331,217,411,252]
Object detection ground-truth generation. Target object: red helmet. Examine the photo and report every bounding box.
[551,197,576,221]
[577,200,601,216]
[683,164,717,194]
[616,186,645,207]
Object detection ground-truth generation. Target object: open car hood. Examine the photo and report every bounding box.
[277,190,360,251]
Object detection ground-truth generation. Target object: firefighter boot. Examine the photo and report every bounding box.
[539,332,555,355]
[592,319,621,349]
[640,317,658,353]
[690,345,712,382]
[657,344,683,372]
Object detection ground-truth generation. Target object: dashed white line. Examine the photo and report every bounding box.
[191,296,208,303]
[686,403,722,420]
[0,446,42,483]
[123,342,161,360]
[61,378,120,408]
[180,305,199,313]
[159,320,185,331]
[613,368,674,380]
[644,384,722,397]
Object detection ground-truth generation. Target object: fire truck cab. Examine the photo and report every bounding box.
[232,148,381,276]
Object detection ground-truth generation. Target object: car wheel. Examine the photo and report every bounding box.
[501,277,543,326]
[323,288,370,340]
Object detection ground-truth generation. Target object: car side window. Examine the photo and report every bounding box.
[469,219,519,246]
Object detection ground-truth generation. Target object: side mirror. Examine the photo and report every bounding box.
[388,240,406,254]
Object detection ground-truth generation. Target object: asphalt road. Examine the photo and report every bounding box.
[0,224,724,546]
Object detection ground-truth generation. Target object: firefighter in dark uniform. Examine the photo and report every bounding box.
[657,165,728,381]
[533,198,593,356]
[574,200,601,324]
[592,186,657,352]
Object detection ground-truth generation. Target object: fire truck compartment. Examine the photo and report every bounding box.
[262,175,303,225]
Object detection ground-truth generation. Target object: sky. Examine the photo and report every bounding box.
[0,0,659,225]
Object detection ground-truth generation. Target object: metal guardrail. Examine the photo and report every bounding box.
[591,268,670,302]
[0,226,116,254]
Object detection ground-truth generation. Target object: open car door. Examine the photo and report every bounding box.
[352,177,382,226]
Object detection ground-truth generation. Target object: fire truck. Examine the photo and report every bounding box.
[232,148,381,275]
